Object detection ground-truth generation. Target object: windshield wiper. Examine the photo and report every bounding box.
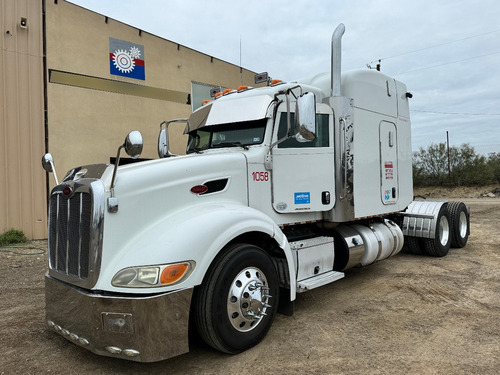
[211,142,249,150]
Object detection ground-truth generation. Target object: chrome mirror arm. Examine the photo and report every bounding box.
[108,131,143,213]
[109,144,124,198]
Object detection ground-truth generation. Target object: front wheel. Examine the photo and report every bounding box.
[193,243,279,354]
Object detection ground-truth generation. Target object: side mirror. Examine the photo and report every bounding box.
[41,153,59,185]
[124,130,143,159]
[158,126,169,158]
[295,92,316,142]
[157,119,188,158]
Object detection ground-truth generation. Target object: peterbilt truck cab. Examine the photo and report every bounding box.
[41,24,470,362]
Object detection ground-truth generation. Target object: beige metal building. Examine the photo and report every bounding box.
[1,0,262,239]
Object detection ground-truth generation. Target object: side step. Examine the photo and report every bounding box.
[297,271,344,293]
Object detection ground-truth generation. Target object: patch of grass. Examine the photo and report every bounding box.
[0,229,28,246]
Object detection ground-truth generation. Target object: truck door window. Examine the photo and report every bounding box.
[277,112,329,148]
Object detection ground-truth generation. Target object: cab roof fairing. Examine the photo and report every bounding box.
[184,83,327,134]
[185,95,274,134]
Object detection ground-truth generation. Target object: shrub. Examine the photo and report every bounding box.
[0,229,28,246]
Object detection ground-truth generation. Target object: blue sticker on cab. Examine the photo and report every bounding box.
[294,192,310,204]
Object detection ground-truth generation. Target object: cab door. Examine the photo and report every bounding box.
[379,121,399,205]
[271,103,335,213]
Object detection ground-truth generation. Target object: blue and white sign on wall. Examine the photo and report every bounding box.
[294,192,310,205]
[109,37,145,80]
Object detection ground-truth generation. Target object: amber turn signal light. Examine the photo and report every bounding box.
[160,263,189,285]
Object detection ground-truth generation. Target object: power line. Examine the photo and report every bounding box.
[394,50,500,75]
[369,28,500,64]
[412,109,500,116]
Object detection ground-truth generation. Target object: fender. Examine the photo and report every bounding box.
[95,202,297,299]
[402,201,447,239]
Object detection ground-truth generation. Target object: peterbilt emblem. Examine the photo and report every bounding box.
[191,185,208,194]
[62,186,72,196]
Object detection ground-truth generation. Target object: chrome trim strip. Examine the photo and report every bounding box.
[78,193,83,278]
[66,199,70,273]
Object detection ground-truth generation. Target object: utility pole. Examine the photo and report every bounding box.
[446,131,451,180]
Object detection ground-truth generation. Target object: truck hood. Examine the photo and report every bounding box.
[109,151,249,220]
[99,152,249,276]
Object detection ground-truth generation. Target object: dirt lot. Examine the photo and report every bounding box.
[1,194,499,374]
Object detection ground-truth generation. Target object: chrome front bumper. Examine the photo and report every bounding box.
[45,274,193,362]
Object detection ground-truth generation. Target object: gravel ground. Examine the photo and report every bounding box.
[1,198,499,375]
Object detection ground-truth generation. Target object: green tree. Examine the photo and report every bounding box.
[449,143,490,186]
[413,143,449,186]
[413,143,492,186]
[487,152,500,183]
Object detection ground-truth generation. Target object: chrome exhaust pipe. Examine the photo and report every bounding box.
[331,23,345,97]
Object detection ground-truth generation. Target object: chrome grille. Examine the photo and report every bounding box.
[49,192,92,279]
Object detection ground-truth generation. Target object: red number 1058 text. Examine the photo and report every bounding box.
[252,171,269,182]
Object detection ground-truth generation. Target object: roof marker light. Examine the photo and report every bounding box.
[238,85,254,92]
[271,79,283,86]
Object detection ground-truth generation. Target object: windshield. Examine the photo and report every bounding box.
[186,119,267,153]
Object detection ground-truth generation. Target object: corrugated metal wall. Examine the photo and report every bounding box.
[0,0,47,239]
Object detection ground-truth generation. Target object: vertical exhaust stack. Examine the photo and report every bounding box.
[331,23,345,97]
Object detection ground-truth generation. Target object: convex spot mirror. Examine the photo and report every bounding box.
[124,130,143,159]
[158,127,168,158]
[41,153,55,173]
[41,153,59,185]
[295,92,316,142]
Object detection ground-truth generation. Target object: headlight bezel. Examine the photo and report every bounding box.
[111,261,195,288]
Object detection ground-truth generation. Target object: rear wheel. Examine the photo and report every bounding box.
[404,236,425,255]
[448,201,469,248]
[194,243,279,354]
[423,204,451,257]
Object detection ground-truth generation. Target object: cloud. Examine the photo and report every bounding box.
[69,0,500,154]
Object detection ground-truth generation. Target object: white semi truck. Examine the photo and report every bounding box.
[42,24,470,362]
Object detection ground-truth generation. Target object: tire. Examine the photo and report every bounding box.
[193,243,279,354]
[423,204,451,257]
[403,236,426,255]
[448,201,469,248]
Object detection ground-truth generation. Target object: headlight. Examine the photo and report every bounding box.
[111,261,195,288]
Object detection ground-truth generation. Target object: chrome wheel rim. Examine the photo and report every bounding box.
[227,267,271,332]
[439,215,450,246]
[458,211,467,238]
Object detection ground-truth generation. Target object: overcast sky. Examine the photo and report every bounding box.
[68,0,500,155]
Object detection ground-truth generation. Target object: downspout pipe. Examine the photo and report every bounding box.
[331,23,345,97]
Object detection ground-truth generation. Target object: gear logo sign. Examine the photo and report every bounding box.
[109,38,145,80]
[112,49,135,73]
